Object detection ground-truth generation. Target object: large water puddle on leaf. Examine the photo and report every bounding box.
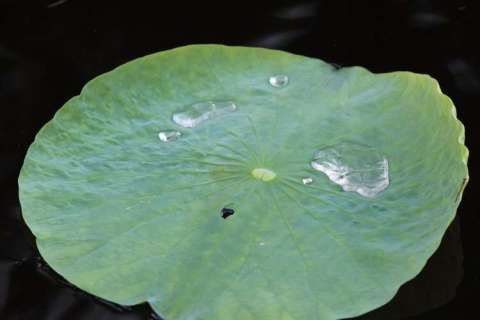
[310,142,389,197]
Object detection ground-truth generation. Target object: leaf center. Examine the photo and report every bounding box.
[251,168,277,182]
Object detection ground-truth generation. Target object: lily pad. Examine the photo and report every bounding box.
[18,45,468,319]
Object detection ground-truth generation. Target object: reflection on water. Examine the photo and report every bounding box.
[248,29,308,49]
[447,59,480,94]
[272,2,319,20]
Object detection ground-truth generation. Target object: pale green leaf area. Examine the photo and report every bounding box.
[19,45,468,320]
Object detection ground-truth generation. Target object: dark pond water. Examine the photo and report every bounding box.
[1,0,478,319]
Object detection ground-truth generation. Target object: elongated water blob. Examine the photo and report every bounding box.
[269,74,289,88]
[158,130,181,142]
[172,100,237,128]
[311,142,389,197]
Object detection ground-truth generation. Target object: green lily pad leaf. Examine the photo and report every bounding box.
[19,45,468,319]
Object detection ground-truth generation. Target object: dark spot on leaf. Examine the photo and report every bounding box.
[221,207,235,219]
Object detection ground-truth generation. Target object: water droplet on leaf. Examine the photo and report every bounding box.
[269,75,289,88]
[311,142,389,197]
[302,177,313,185]
[172,100,236,128]
[158,130,181,142]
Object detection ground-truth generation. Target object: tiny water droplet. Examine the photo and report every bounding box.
[158,130,181,142]
[259,242,265,246]
[311,142,389,198]
[269,75,289,88]
[302,177,313,185]
[173,100,236,128]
